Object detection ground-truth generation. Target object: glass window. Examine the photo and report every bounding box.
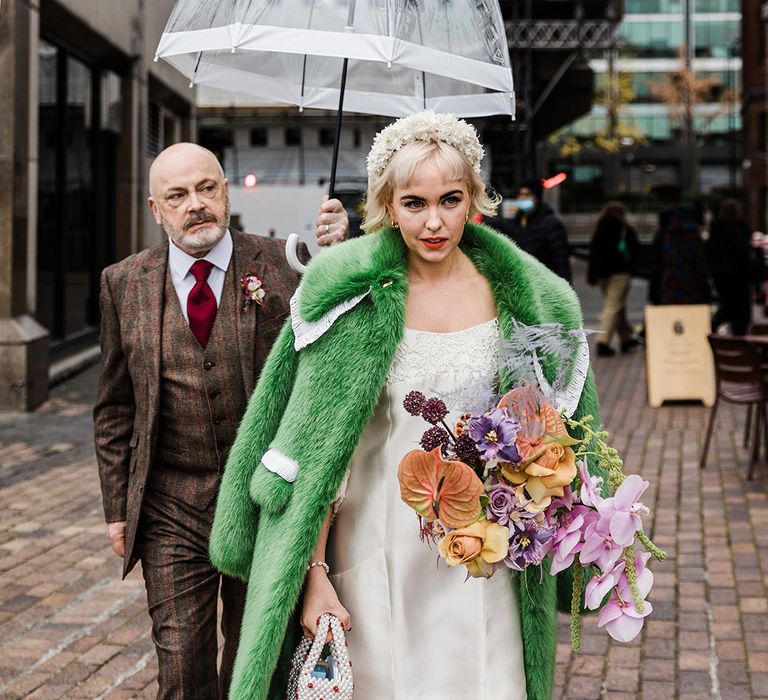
[572,164,603,183]
[629,72,667,103]
[37,41,116,343]
[37,49,97,339]
[695,70,740,102]
[101,71,122,134]
[64,55,94,337]
[626,114,672,140]
[285,127,302,145]
[694,20,740,57]
[250,127,267,146]
[147,102,160,156]
[36,41,59,336]
[625,0,683,14]
[319,127,336,146]
[695,111,741,133]
[694,0,739,11]
[620,20,684,58]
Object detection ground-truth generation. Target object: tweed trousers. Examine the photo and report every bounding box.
[136,488,246,700]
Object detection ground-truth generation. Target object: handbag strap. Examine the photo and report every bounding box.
[297,614,352,684]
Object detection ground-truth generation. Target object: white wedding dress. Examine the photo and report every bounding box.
[327,319,527,699]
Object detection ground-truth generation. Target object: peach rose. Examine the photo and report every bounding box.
[525,442,578,489]
[438,520,510,578]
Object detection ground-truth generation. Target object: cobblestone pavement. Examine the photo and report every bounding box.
[1,260,767,699]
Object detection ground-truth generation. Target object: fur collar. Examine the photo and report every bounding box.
[298,222,581,333]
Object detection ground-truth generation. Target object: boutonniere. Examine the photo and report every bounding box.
[241,273,266,310]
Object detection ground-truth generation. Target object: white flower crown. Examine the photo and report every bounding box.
[366,111,485,178]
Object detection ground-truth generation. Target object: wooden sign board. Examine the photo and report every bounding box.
[644,304,715,407]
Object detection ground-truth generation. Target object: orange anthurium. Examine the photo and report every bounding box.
[397,447,484,529]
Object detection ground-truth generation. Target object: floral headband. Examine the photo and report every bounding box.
[366,111,485,178]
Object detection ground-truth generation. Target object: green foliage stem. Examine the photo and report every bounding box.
[623,546,644,613]
[571,564,584,651]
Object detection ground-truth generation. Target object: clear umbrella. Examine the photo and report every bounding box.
[156,0,515,120]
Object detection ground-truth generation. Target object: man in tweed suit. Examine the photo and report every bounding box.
[93,143,348,699]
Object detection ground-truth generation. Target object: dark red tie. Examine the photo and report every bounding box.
[187,260,217,348]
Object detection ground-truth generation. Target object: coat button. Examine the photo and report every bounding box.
[209,389,219,399]
[214,417,223,425]
[204,361,214,370]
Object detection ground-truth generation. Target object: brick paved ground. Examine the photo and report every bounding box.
[1,259,767,699]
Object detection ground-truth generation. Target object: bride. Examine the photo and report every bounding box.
[210,112,602,700]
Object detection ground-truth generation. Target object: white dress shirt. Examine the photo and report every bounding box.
[168,230,233,324]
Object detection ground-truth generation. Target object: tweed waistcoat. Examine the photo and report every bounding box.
[150,263,247,510]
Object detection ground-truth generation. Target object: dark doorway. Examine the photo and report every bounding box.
[36,39,119,351]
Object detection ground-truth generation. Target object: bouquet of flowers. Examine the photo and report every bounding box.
[397,384,666,647]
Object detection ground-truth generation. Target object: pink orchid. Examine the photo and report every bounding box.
[549,511,586,575]
[629,550,654,597]
[598,557,654,642]
[579,516,624,572]
[585,560,625,610]
[596,475,650,548]
[578,460,604,508]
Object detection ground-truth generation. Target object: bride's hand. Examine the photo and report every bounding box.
[301,568,351,641]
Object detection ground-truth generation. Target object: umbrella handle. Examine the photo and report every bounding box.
[286,234,309,275]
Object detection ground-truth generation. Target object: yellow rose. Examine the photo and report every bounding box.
[438,520,510,578]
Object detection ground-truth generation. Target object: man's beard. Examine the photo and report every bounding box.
[163,203,230,253]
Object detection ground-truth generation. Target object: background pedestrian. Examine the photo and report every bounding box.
[706,198,753,335]
[587,202,641,356]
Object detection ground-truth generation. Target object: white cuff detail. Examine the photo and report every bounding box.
[261,448,299,483]
[290,284,371,351]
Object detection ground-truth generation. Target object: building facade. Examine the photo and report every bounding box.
[742,0,768,232]
[0,0,194,411]
[545,0,742,214]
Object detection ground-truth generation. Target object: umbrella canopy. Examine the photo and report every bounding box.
[156,0,515,118]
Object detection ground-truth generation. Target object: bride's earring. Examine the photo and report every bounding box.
[392,221,399,229]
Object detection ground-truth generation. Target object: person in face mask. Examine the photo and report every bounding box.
[500,178,572,283]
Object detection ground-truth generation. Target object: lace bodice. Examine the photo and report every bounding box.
[387,318,500,385]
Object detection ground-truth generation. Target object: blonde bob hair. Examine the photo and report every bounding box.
[361,140,500,233]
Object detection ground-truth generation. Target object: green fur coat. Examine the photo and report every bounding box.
[210,223,603,700]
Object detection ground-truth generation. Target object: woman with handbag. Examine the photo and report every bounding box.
[209,112,604,700]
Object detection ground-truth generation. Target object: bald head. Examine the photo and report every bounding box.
[147,142,230,257]
[149,142,224,198]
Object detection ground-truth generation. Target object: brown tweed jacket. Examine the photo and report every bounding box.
[93,230,304,578]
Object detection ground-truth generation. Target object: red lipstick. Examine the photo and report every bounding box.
[422,237,448,250]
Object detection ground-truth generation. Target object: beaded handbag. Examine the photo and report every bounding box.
[286,614,354,700]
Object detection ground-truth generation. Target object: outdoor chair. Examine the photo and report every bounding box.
[700,334,768,480]
[743,323,768,447]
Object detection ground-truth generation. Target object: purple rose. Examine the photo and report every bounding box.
[486,483,518,526]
